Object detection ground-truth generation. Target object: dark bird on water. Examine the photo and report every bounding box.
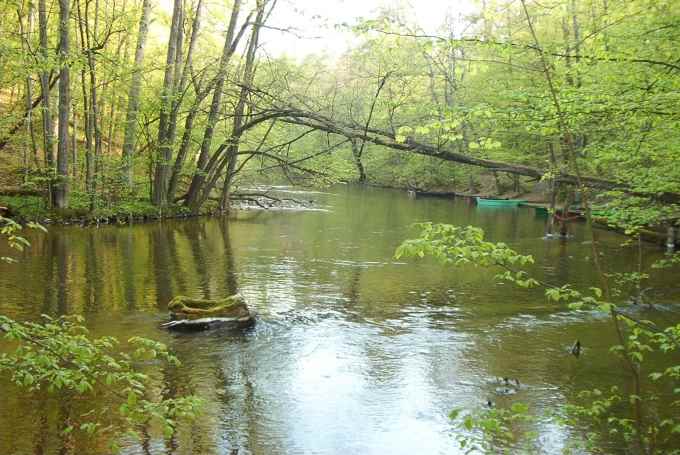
[571,339,581,358]
[507,377,520,387]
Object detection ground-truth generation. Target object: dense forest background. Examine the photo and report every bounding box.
[2,1,680,452]
[0,0,679,220]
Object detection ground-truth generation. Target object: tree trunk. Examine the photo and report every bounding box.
[570,0,581,88]
[24,75,38,172]
[152,0,182,207]
[16,4,39,173]
[80,67,94,194]
[558,189,575,237]
[217,1,266,212]
[512,173,520,193]
[76,0,94,196]
[166,0,205,202]
[54,0,71,208]
[105,19,130,161]
[165,2,185,153]
[276,110,680,200]
[186,0,263,212]
[185,0,242,208]
[547,180,558,236]
[84,0,103,195]
[351,73,387,185]
[351,140,366,183]
[121,0,151,189]
[38,0,55,201]
[71,99,78,180]
[492,171,502,195]
[168,94,206,202]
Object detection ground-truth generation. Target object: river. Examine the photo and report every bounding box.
[1,185,678,454]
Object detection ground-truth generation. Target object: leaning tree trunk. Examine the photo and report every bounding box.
[351,72,388,184]
[184,0,242,208]
[217,1,266,212]
[188,0,263,212]
[54,0,71,209]
[166,0,205,202]
[121,0,151,189]
[168,91,208,202]
[152,0,182,207]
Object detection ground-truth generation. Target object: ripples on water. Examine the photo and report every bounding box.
[0,185,678,454]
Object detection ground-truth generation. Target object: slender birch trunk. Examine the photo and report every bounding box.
[54,0,71,208]
[151,0,182,206]
[38,0,55,201]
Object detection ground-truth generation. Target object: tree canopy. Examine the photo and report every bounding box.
[0,0,678,219]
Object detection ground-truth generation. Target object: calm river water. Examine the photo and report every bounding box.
[1,185,678,454]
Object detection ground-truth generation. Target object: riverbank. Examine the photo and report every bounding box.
[0,189,317,226]
[2,184,677,249]
[0,194,196,225]
[0,171,567,224]
[1,181,531,225]
[366,183,679,248]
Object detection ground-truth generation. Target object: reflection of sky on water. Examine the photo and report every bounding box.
[1,185,678,454]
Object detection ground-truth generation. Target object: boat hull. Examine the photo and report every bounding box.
[476,197,527,207]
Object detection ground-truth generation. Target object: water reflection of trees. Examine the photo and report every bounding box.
[3,187,678,454]
[152,224,175,307]
[44,232,70,315]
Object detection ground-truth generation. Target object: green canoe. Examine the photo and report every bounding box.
[476,197,527,207]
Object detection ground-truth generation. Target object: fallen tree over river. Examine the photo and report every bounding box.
[259,108,680,205]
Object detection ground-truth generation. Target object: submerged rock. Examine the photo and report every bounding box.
[162,294,255,331]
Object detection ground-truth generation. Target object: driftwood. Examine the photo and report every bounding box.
[162,294,255,331]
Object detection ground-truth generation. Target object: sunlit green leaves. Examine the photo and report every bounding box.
[0,215,44,262]
[451,401,537,453]
[0,315,203,448]
[395,222,534,269]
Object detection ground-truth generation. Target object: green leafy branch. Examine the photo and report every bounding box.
[0,314,203,450]
[449,403,537,454]
[0,215,46,263]
[396,222,680,452]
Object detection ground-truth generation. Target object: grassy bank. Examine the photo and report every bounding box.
[0,193,198,225]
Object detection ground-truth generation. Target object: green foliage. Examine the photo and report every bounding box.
[0,193,193,224]
[0,195,49,220]
[450,403,537,453]
[0,214,45,263]
[0,216,202,449]
[597,193,679,236]
[397,222,680,453]
[0,315,203,450]
[3,0,680,210]
[652,252,680,269]
[395,223,534,269]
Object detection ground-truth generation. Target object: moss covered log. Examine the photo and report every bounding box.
[167,294,252,320]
